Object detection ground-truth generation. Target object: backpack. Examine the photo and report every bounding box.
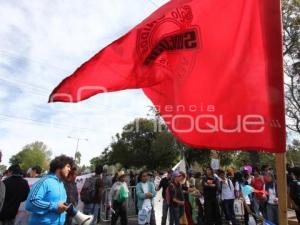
[220,178,233,194]
[80,177,97,203]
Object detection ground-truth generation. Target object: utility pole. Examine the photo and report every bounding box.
[68,136,88,162]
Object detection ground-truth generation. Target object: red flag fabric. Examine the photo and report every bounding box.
[50,0,286,153]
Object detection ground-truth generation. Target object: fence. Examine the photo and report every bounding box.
[100,186,137,222]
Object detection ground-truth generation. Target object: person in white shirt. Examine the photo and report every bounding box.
[218,170,239,225]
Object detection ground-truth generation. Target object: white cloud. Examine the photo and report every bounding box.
[0,0,168,166]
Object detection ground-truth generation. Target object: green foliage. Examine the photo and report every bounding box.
[100,118,180,170]
[184,148,237,168]
[234,151,275,169]
[9,141,52,172]
[287,139,300,166]
[0,165,7,175]
[184,148,211,167]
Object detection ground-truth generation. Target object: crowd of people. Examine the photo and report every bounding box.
[0,153,300,225]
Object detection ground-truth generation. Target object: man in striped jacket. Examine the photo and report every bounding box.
[25,155,74,225]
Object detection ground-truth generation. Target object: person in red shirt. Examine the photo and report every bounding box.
[251,169,267,218]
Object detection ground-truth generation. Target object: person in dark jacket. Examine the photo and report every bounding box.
[202,167,221,225]
[156,170,172,225]
[0,165,30,225]
[82,165,103,225]
[290,167,300,223]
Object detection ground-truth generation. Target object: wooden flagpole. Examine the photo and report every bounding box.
[276,153,288,225]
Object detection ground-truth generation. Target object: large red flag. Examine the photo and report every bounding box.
[50,0,286,153]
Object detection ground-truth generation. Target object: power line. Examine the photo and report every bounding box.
[0,77,145,117]
[0,113,99,132]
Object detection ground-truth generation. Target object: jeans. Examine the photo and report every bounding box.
[222,199,239,225]
[252,197,267,218]
[83,203,100,225]
[252,197,260,216]
[111,201,128,225]
[169,206,180,225]
[267,204,278,225]
[161,199,169,225]
[204,198,222,225]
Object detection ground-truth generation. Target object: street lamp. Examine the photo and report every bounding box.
[68,136,88,161]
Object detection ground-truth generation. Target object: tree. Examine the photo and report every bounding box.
[184,148,237,168]
[184,148,211,167]
[234,151,276,169]
[0,165,7,175]
[90,148,112,171]
[102,118,180,170]
[9,141,52,172]
[287,139,300,166]
[283,0,300,134]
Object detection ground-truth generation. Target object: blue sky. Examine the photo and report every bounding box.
[0,0,168,166]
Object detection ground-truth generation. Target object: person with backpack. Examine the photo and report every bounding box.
[136,170,156,225]
[81,165,104,225]
[202,167,222,225]
[290,167,300,223]
[108,171,129,225]
[25,155,74,225]
[218,170,239,225]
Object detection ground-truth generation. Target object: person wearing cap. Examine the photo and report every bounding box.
[0,164,30,225]
[109,171,129,225]
[169,171,185,225]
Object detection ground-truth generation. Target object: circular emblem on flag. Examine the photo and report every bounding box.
[136,5,201,81]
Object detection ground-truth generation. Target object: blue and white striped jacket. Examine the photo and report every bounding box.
[25,173,67,225]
